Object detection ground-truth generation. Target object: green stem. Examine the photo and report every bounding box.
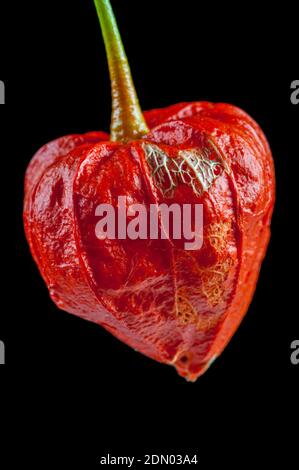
[94,0,149,142]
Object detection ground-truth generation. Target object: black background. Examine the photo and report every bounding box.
[1,0,298,467]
